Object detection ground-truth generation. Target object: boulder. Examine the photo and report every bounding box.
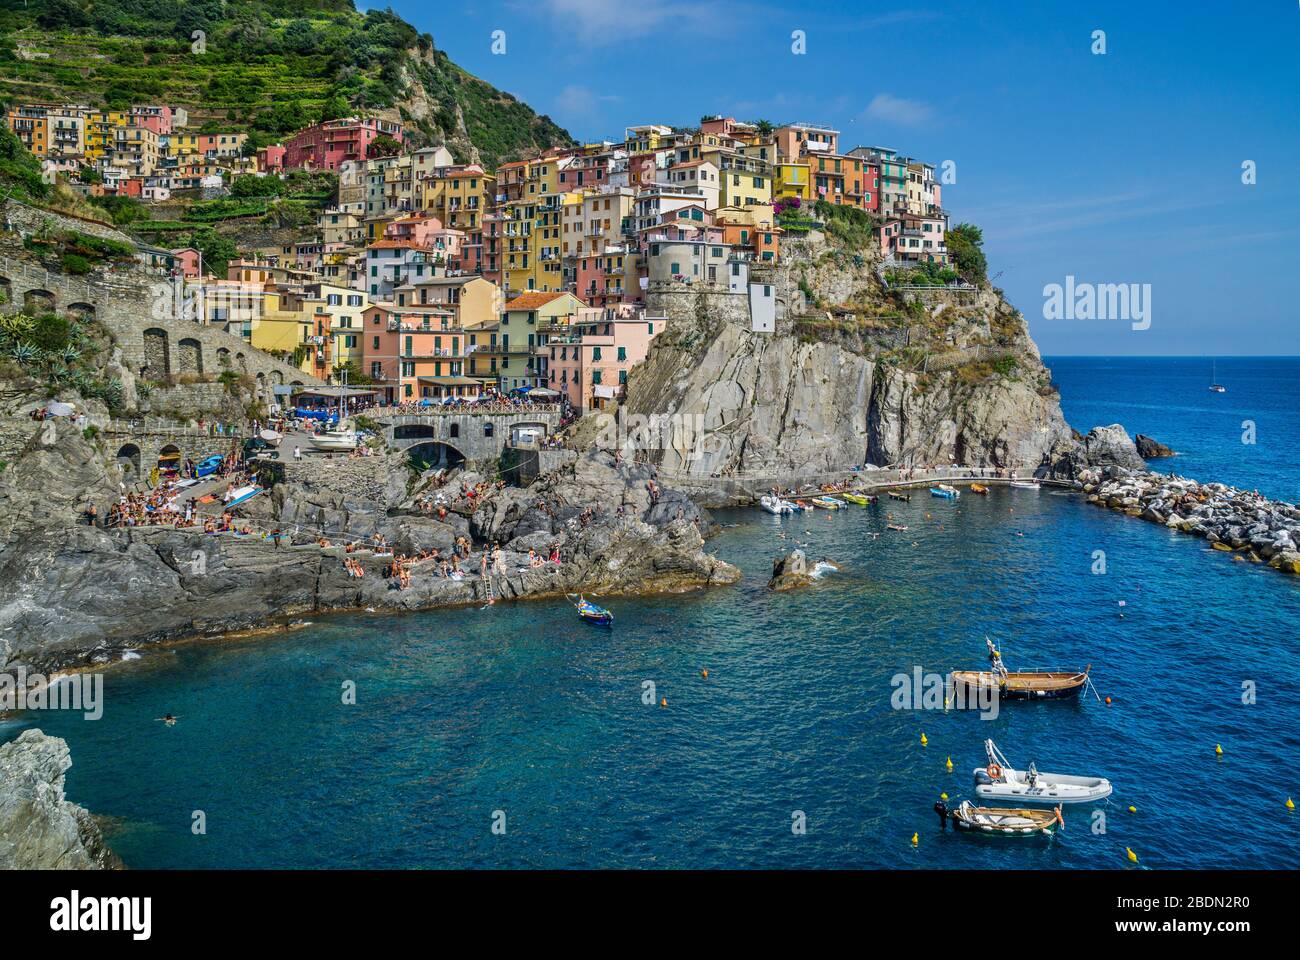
[1134,434,1176,459]
[0,729,121,869]
[1081,424,1147,473]
[768,549,814,591]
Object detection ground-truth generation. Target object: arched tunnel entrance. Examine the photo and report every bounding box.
[406,440,465,471]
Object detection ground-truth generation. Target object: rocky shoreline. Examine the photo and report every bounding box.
[1081,467,1300,573]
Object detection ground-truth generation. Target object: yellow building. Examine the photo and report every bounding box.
[774,161,813,201]
[501,155,568,297]
[420,167,495,238]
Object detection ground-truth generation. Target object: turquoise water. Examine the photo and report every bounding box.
[5,359,1299,868]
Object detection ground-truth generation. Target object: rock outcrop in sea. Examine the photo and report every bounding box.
[0,729,121,869]
[1135,434,1176,459]
[768,549,814,592]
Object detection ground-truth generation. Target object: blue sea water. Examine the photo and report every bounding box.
[5,358,1299,869]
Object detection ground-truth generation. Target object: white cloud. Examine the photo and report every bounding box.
[530,0,718,43]
[861,93,935,128]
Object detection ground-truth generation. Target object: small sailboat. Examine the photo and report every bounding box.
[566,594,613,626]
[1208,359,1226,393]
[950,639,1090,701]
[930,484,959,499]
[944,800,1063,836]
[973,739,1112,806]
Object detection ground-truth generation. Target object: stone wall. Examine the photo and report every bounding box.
[0,246,321,406]
[379,409,562,463]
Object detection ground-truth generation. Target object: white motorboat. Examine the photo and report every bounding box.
[972,739,1112,806]
[759,494,793,515]
[1009,479,1041,490]
[309,427,358,452]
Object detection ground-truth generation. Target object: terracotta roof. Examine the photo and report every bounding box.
[504,291,569,310]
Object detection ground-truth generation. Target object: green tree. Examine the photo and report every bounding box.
[946,223,988,284]
[366,134,402,159]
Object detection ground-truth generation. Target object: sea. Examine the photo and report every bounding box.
[4,357,1298,869]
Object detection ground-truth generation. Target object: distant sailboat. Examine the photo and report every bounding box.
[1208,359,1226,393]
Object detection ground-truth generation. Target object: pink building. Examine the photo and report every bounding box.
[282,118,405,171]
[170,247,202,278]
[383,213,463,258]
[257,144,286,173]
[546,306,666,412]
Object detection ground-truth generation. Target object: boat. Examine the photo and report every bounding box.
[795,499,815,511]
[811,497,842,509]
[1208,359,1226,393]
[970,483,989,495]
[973,739,1112,806]
[841,492,872,505]
[886,490,911,502]
[309,367,361,452]
[945,800,1063,836]
[1009,479,1040,490]
[566,594,613,626]
[759,494,793,515]
[951,640,1090,701]
[930,484,959,499]
[886,523,909,532]
[310,427,359,452]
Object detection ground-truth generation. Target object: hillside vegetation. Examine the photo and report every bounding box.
[0,0,574,169]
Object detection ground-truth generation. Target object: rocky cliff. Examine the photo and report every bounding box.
[0,729,121,870]
[623,233,1080,492]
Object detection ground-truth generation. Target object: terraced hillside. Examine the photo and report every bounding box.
[0,0,574,169]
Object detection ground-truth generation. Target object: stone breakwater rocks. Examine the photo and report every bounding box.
[0,729,122,870]
[768,549,813,592]
[1079,468,1300,574]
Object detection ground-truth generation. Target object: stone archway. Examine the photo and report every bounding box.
[235,352,247,372]
[216,347,231,369]
[405,440,466,470]
[23,288,55,314]
[178,337,203,375]
[142,328,170,379]
[115,443,142,476]
[0,276,11,307]
[67,301,95,320]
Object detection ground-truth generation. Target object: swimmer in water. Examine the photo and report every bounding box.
[156,713,177,726]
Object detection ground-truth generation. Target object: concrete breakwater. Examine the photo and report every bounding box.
[1080,468,1300,574]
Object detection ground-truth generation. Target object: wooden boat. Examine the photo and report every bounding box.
[566,594,613,626]
[840,492,872,505]
[946,800,1062,835]
[973,739,1112,806]
[886,490,911,502]
[952,640,1089,700]
[970,483,989,495]
[930,484,959,499]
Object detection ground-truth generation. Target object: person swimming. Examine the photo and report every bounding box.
[157,713,178,726]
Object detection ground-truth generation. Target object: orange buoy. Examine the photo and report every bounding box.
[660,698,667,708]
[701,669,709,678]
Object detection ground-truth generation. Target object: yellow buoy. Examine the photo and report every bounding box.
[1287,797,1295,811]
[920,732,928,746]
[911,832,918,846]
[940,792,949,801]
[1215,743,1223,756]
[945,757,953,772]
[1126,847,1138,863]
[1128,805,1137,813]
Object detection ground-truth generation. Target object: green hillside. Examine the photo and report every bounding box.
[0,0,575,169]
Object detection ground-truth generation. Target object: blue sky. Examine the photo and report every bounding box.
[366,0,1299,356]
